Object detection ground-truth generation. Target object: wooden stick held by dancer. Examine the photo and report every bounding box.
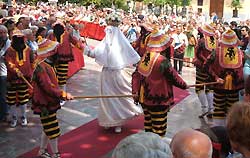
[74,82,221,100]
[171,58,194,64]
[8,62,33,89]
[188,82,220,87]
[74,94,136,99]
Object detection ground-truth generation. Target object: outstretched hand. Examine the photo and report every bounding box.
[186,85,191,89]
[16,70,23,78]
[66,93,74,100]
[216,78,224,84]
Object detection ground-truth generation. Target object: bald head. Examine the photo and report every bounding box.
[170,128,212,158]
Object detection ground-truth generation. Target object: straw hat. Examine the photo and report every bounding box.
[198,23,216,36]
[146,30,173,52]
[220,29,239,47]
[12,29,24,37]
[32,38,59,69]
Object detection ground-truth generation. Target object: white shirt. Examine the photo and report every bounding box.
[172,33,188,49]
[0,39,11,76]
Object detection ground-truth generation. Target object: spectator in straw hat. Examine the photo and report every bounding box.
[207,29,244,126]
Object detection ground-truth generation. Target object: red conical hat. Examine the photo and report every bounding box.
[146,29,173,52]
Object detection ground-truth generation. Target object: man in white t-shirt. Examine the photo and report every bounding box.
[172,25,188,74]
[0,25,10,121]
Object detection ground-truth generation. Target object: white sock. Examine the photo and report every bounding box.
[212,118,226,127]
[50,137,59,154]
[20,104,27,118]
[9,105,17,119]
[59,85,66,92]
[206,92,214,113]
[40,132,49,151]
[198,91,207,113]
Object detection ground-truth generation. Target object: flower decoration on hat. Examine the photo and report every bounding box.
[105,12,122,27]
[146,30,173,52]
[220,29,239,47]
[198,23,216,36]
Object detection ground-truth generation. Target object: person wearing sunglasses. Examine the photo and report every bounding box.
[239,26,249,51]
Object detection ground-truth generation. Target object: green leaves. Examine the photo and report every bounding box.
[231,0,242,9]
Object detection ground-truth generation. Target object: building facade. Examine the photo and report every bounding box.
[190,0,250,21]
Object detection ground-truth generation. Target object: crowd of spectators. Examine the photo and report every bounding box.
[114,101,250,158]
[0,2,250,158]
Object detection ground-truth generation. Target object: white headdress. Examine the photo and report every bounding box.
[92,26,140,69]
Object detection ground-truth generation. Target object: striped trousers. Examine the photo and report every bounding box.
[40,112,61,140]
[213,90,239,119]
[195,68,213,93]
[142,104,169,137]
[55,61,69,86]
[6,82,29,106]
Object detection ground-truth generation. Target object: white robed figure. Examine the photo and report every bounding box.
[85,14,142,133]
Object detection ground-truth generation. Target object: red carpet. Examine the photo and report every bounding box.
[19,87,189,158]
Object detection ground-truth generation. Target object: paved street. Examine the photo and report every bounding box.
[0,39,205,158]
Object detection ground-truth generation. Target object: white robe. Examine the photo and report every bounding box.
[98,67,142,127]
[86,26,142,127]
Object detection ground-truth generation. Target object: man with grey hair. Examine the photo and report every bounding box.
[0,25,10,121]
[170,128,213,158]
[22,29,38,52]
[112,131,172,158]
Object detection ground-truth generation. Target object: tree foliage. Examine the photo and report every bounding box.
[20,0,127,9]
[231,0,242,9]
[139,0,190,6]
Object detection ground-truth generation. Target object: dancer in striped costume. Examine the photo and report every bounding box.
[32,33,74,158]
[4,29,33,127]
[132,27,188,136]
[193,23,217,118]
[208,30,244,126]
[47,21,83,106]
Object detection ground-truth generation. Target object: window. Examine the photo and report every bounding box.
[198,0,203,6]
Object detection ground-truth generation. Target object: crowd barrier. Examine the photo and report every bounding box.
[71,20,106,41]
[68,20,104,78]
[68,47,85,77]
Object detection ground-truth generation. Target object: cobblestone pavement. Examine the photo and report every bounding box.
[0,39,206,158]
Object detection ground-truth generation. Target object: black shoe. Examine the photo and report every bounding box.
[206,113,213,119]
[199,112,208,118]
